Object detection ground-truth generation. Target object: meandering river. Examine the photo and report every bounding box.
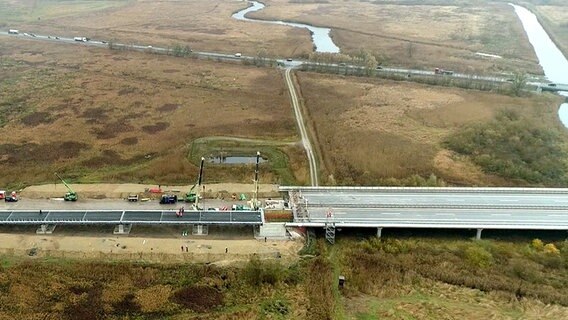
[232,1,340,53]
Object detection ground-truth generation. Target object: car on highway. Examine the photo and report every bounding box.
[376,65,383,70]
[286,58,293,62]
[234,53,242,57]
[548,83,557,87]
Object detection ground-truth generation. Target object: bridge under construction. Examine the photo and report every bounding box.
[282,186,568,243]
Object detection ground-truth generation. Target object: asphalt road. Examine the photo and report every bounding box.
[0,209,262,225]
[2,30,552,86]
[296,190,568,208]
[286,187,568,230]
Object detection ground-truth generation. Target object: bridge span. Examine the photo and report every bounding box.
[281,187,568,242]
[0,209,263,235]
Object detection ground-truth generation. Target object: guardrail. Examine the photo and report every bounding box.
[279,186,568,194]
[301,203,568,210]
[286,222,568,230]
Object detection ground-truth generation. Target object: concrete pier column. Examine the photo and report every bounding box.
[476,228,483,240]
[377,227,383,238]
[113,224,132,235]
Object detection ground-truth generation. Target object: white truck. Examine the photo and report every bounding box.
[74,37,87,42]
[8,29,18,34]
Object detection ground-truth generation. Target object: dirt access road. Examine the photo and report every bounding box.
[19,183,281,200]
[285,68,318,186]
[0,232,303,265]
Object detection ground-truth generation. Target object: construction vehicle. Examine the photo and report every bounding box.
[4,191,18,202]
[160,194,177,204]
[54,173,78,201]
[434,68,454,75]
[127,194,139,202]
[185,157,205,204]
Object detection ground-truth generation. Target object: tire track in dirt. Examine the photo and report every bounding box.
[284,68,318,186]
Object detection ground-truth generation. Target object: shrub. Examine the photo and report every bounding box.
[243,256,282,286]
[261,297,290,317]
[544,243,560,255]
[531,239,544,251]
[464,246,494,268]
[445,109,568,186]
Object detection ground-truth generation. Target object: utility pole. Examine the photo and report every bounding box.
[252,151,260,210]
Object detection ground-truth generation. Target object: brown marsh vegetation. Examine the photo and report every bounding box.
[296,71,567,186]
[0,38,298,188]
[1,236,566,319]
[252,0,541,74]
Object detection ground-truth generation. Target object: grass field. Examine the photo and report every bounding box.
[0,38,300,188]
[296,71,567,186]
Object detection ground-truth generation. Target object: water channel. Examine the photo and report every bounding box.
[232,1,340,53]
[510,4,568,126]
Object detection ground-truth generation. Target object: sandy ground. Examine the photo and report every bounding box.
[20,183,281,200]
[0,231,303,265]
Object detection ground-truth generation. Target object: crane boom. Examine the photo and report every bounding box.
[54,173,78,201]
[55,173,74,193]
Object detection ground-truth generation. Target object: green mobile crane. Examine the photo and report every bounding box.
[185,157,205,206]
[54,173,78,201]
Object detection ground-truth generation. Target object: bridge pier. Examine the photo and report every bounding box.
[113,224,132,235]
[192,224,209,236]
[376,227,383,238]
[36,224,56,234]
[476,228,483,240]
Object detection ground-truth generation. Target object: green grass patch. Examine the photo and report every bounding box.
[189,137,298,185]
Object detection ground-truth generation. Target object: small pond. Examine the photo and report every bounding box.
[208,156,268,164]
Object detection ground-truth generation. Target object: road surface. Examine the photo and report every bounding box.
[0,209,263,225]
[284,187,568,230]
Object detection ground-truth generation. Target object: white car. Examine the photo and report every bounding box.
[234,53,242,57]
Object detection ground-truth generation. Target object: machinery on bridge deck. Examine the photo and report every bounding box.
[54,173,78,201]
[185,157,205,207]
[248,151,262,211]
